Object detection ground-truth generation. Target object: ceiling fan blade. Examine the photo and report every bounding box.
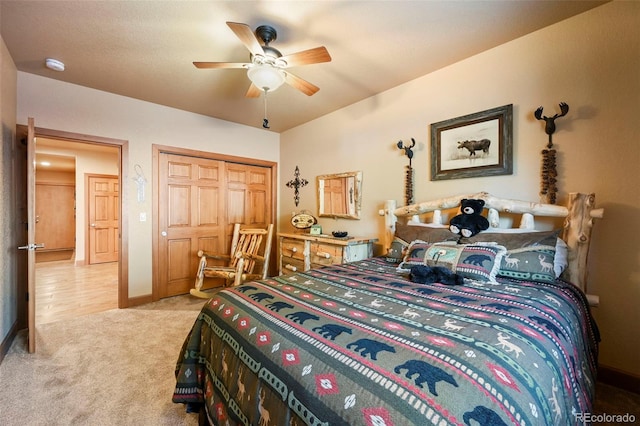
[280,46,331,67]
[193,62,249,69]
[284,72,320,96]
[227,21,265,56]
[245,83,262,98]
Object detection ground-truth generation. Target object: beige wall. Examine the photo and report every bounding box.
[1,35,18,348]
[17,73,280,297]
[280,2,640,377]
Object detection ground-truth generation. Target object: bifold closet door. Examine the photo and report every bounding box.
[157,153,226,297]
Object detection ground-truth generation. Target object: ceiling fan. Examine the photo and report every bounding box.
[194,22,332,97]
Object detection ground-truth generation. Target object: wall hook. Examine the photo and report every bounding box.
[534,102,569,204]
[397,138,416,205]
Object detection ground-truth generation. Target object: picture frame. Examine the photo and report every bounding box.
[310,224,323,235]
[430,104,513,181]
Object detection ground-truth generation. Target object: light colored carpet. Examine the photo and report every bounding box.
[2,293,639,425]
[0,307,201,425]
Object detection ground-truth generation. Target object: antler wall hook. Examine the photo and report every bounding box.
[534,102,569,204]
[534,102,569,149]
[397,138,416,205]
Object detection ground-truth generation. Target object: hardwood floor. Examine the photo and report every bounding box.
[35,259,118,325]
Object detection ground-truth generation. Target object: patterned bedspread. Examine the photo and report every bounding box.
[173,258,599,425]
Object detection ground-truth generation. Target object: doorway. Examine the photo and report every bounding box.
[17,125,129,328]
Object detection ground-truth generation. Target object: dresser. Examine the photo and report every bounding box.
[278,232,378,275]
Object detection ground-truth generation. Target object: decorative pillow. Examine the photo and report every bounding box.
[554,238,568,277]
[384,237,409,263]
[459,229,560,249]
[398,240,506,282]
[498,245,557,283]
[394,223,458,245]
[460,229,567,278]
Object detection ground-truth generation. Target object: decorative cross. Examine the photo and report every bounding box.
[285,166,309,206]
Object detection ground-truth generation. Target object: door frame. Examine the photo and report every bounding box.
[151,144,278,301]
[17,125,130,310]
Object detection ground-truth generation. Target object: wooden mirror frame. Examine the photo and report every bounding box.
[317,171,362,219]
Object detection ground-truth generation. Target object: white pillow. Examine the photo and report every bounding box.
[555,238,568,277]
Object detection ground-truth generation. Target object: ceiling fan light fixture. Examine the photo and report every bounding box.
[247,64,285,92]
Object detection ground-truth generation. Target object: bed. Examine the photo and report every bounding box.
[173,192,602,425]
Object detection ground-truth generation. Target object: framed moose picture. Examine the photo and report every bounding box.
[430,104,513,181]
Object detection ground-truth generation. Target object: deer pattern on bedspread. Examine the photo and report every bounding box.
[173,258,599,426]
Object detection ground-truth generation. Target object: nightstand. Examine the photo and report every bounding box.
[278,232,377,275]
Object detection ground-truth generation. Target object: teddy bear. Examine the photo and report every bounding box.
[449,198,490,238]
[408,264,464,286]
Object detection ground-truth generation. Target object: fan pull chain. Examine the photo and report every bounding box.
[262,90,270,129]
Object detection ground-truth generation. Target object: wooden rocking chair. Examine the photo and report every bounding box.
[190,223,274,298]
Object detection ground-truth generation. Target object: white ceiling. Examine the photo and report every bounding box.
[1,1,607,133]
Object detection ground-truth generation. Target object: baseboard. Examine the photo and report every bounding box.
[36,249,74,263]
[0,321,19,366]
[128,294,153,307]
[598,364,640,395]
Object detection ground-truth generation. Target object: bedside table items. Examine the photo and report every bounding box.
[310,225,323,235]
[290,210,317,230]
[331,231,348,238]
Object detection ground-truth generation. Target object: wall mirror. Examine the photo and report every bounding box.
[317,171,362,219]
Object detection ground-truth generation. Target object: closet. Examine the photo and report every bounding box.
[155,149,275,298]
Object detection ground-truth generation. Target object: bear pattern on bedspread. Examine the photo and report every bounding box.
[173,258,599,426]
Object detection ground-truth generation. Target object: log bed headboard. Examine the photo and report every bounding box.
[381,192,603,306]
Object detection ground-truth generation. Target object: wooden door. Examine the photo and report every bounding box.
[15,125,29,333]
[17,118,38,352]
[157,153,226,298]
[226,162,272,238]
[225,163,274,278]
[36,183,76,251]
[88,175,119,264]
